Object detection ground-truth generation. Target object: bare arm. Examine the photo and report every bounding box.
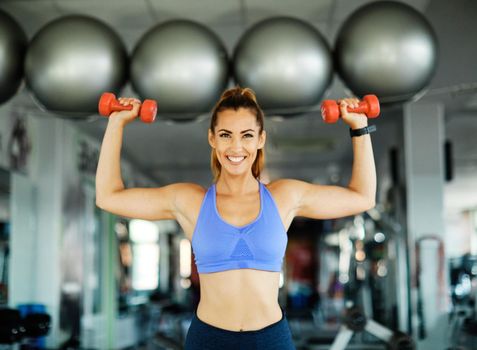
[95,97,198,221]
[290,98,376,219]
[292,134,376,219]
[95,116,128,205]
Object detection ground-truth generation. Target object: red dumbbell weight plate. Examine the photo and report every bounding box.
[98,92,116,117]
[321,100,340,123]
[363,95,380,118]
[140,99,157,123]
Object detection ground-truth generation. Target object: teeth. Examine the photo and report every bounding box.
[227,156,245,163]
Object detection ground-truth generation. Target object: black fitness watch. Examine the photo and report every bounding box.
[349,125,377,137]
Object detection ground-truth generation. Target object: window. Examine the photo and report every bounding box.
[129,220,160,291]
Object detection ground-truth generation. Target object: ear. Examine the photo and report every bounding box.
[208,129,216,148]
[258,130,266,149]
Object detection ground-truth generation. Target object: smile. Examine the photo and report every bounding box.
[226,156,246,164]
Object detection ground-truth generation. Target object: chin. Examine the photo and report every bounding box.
[224,167,250,176]
[222,163,252,175]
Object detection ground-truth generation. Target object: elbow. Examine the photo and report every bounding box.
[95,192,109,210]
[95,188,102,208]
[352,190,376,212]
[365,197,376,211]
[96,190,120,211]
[356,192,375,212]
[95,196,105,210]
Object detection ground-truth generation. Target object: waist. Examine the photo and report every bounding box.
[196,300,283,332]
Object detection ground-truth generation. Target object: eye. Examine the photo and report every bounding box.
[219,133,230,138]
[243,133,253,138]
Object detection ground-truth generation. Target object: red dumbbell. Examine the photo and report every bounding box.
[98,92,157,123]
[321,94,380,123]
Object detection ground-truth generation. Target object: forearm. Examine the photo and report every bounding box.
[347,133,377,205]
[95,118,126,204]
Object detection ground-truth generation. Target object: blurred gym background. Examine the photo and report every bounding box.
[0,0,476,349]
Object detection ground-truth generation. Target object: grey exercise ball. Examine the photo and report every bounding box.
[0,11,27,104]
[25,15,127,117]
[131,20,229,117]
[233,17,333,111]
[335,1,438,102]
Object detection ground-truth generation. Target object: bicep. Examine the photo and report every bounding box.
[292,180,374,219]
[96,183,188,221]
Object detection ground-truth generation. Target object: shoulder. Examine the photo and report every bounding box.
[154,182,206,208]
[266,178,307,192]
[169,182,207,215]
[171,182,207,201]
[265,178,308,203]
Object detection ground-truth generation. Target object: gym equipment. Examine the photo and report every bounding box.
[25,15,127,117]
[447,303,477,349]
[233,17,333,111]
[0,10,27,104]
[22,313,51,338]
[98,92,157,123]
[324,214,415,350]
[334,1,438,103]
[0,308,24,344]
[321,94,380,123]
[17,304,52,348]
[131,20,228,117]
[449,255,477,304]
[0,309,52,347]
[330,305,415,350]
[145,297,193,350]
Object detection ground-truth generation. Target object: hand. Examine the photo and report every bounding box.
[109,97,142,125]
[339,97,368,129]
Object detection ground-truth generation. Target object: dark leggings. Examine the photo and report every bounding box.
[184,308,296,350]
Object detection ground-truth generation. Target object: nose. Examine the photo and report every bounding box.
[231,136,244,149]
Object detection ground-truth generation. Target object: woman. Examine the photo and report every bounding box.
[95,86,376,350]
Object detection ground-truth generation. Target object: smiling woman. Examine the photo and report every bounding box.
[208,87,266,183]
[95,85,376,350]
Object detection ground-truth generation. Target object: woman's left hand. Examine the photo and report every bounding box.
[339,97,368,129]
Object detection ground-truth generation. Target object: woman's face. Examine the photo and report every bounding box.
[208,107,266,177]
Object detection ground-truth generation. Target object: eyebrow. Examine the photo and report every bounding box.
[218,129,255,134]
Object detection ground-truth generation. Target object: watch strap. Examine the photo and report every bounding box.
[349,125,377,137]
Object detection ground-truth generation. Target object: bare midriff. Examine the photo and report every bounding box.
[196,268,283,331]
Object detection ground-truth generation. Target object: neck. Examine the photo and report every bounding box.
[216,173,259,195]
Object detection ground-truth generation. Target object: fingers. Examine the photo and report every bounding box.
[339,97,358,116]
[118,97,141,116]
[118,97,141,107]
[339,97,360,109]
[117,97,141,106]
[110,97,142,122]
[131,100,141,114]
[118,97,141,106]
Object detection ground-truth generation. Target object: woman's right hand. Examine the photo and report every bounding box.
[109,97,142,125]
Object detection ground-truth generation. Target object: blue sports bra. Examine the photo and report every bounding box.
[191,180,288,273]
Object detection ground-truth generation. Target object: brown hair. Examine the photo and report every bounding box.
[209,86,265,183]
